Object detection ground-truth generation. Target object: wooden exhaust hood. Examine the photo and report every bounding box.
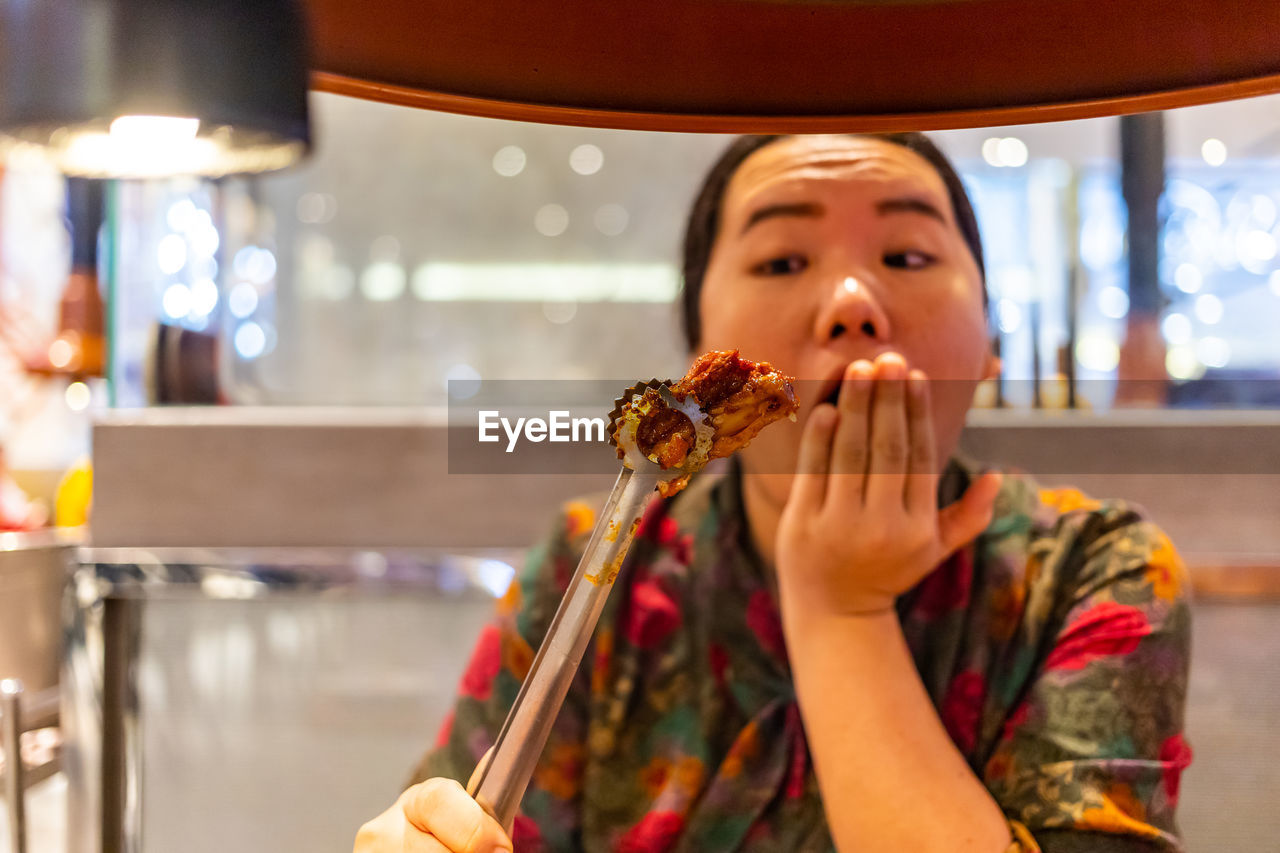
[305,0,1280,132]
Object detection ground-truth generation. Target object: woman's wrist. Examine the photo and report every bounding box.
[776,563,898,628]
[778,582,899,645]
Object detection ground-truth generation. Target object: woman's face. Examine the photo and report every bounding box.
[696,135,996,487]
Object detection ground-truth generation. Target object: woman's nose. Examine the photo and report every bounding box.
[815,274,891,345]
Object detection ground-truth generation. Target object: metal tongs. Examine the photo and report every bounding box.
[468,380,713,832]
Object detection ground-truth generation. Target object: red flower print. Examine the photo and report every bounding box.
[912,547,974,619]
[617,810,684,853]
[658,516,694,564]
[624,579,682,648]
[708,643,729,689]
[744,821,774,844]
[635,507,693,565]
[459,624,503,701]
[1159,733,1193,807]
[552,553,575,593]
[434,710,455,748]
[745,589,787,661]
[939,670,987,754]
[984,748,1012,783]
[1000,702,1032,740]
[635,500,668,542]
[1045,602,1152,672]
[513,813,545,852]
[784,704,808,799]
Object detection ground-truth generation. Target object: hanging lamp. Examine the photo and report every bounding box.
[0,0,310,178]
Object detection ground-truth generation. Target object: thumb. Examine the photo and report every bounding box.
[467,747,495,794]
[938,471,1002,554]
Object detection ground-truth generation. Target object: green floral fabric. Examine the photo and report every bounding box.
[412,460,1192,852]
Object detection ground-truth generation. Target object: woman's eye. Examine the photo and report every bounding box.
[751,254,808,276]
[884,250,936,270]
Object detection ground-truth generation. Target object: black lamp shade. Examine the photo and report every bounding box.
[0,0,311,177]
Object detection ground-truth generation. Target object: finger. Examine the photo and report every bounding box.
[403,833,452,853]
[829,360,873,488]
[353,805,404,852]
[402,778,513,853]
[904,369,939,515]
[863,354,910,509]
[791,403,838,511]
[938,471,1003,553]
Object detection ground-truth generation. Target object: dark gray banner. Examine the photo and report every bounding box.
[446,379,1280,476]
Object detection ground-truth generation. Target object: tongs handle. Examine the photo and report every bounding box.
[469,466,659,833]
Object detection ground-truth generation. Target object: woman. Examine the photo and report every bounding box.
[356,134,1192,852]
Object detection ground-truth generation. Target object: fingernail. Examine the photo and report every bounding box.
[847,359,873,379]
[878,354,906,379]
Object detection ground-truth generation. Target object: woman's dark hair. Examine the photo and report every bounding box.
[679,133,986,351]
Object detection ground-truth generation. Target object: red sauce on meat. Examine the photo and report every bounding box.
[674,350,753,408]
[635,403,696,467]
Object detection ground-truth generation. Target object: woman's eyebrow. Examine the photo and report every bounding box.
[876,196,948,224]
[740,201,824,235]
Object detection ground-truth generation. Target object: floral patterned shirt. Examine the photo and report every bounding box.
[412,460,1192,852]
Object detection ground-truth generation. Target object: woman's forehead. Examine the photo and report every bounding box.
[725,135,950,218]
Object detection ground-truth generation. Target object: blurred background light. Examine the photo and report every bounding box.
[569,143,604,175]
[476,559,517,598]
[234,322,267,359]
[997,136,1029,167]
[981,136,1029,168]
[492,145,527,177]
[157,234,188,274]
[359,261,407,301]
[1197,336,1231,368]
[1165,345,1204,380]
[1075,333,1121,373]
[64,381,92,412]
[445,363,482,400]
[534,203,570,237]
[1098,285,1130,318]
[228,283,260,319]
[996,298,1023,334]
[48,338,75,369]
[296,192,338,224]
[190,278,219,316]
[1173,262,1203,294]
[593,203,629,236]
[1194,293,1224,324]
[981,137,1002,167]
[1202,138,1228,166]
[167,198,198,232]
[541,300,578,324]
[162,284,193,320]
[1162,312,1194,345]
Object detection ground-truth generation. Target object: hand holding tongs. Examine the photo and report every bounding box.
[467,381,713,832]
